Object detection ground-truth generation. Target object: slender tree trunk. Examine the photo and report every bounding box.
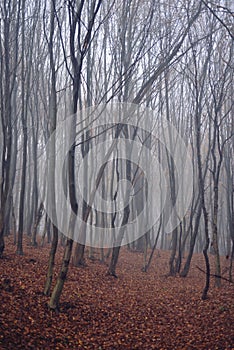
[44,223,58,296]
[49,238,73,310]
[44,0,59,295]
[17,0,27,255]
[0,1,16,257]
[212,180,221,287]
[107,204,130,277]
[180,205,202,277]
[31,202,44,247]
[49,0,104,309]
[143,220,162,272]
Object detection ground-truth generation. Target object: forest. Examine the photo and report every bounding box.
[0,0,233,349]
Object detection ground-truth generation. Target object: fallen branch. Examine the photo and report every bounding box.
[196,265,234,284]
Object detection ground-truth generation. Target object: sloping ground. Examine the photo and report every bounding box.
[0,237,233,349]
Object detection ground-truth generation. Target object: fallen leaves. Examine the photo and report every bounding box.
[0,236,233,349]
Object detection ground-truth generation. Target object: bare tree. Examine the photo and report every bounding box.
[0,0,21,257]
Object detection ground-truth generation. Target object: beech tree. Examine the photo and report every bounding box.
[0,0,21,257]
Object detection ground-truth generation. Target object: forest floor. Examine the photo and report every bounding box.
[0,236,233,350]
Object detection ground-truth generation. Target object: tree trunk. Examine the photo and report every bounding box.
[44,0,59,295]
[72,243,86,267]
[49,238,73,310]
[0,218,4,258]
[17,0,27,256]
[143,220,162,273]
[31,202,44,247]
[44,223,58,296]
[107,205,130,277]
[180,206,202,277]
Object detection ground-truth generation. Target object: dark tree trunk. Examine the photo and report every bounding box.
[107,204,130,277]
[180,206,202,277]
[31,202,44,247]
